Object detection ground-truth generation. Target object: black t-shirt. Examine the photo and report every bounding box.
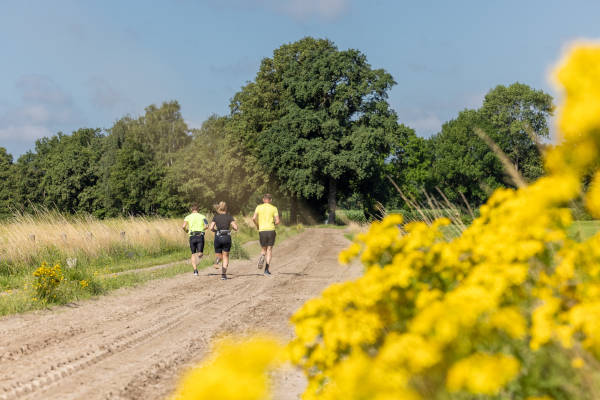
[213,213,234,231]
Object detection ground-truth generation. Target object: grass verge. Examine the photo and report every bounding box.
[0,224,303,317]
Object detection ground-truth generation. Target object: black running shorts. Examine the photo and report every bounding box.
[259,230,276,247]
[214,234,232,253]
[189,234,205,254]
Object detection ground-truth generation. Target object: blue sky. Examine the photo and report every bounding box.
[1,0,599,157]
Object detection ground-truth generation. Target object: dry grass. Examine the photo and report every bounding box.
[345,221,368,235]
[0,211,186,271]
[383,177,468,239]
[0,211,306,315]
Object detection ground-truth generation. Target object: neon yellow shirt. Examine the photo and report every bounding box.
[184,212,207,235]
[255,203,278,231]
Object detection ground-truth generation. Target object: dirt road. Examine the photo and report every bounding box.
[0,228,362,400]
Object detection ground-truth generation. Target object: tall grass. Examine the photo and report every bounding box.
[382,178,470,239]
[0,211,304,315]
[0,211,187,276]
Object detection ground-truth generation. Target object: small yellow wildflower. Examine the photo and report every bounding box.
[571,357,584,369]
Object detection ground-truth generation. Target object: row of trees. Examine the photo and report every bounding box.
[0,102,189,218]
[390,82,552,207]
[0,37,553,221]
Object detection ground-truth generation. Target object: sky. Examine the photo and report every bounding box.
[1,0,599,157]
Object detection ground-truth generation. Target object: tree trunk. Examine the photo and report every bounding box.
[290,196,298,225]
[327,178,337,225]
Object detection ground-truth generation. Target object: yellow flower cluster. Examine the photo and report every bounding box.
[445,353,519,394]
[171,337,283,400]
[287,43,600,399]
[32,262,64,300]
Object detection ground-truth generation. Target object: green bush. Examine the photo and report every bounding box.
[32,262,64,301]
[335,210,367,225]
[230,237,250,260]
[64,266,104,296]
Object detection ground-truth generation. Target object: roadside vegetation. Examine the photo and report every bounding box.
[0,210,303,316]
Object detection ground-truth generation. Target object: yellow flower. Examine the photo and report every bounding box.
[489,307,527,339]
[446,353,520,395]
[339,242,361,264]
[171,337,283,400]
[571,357,584,369]
[554,42,600,140]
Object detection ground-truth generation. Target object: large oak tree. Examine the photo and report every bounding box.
[231,37,398,223]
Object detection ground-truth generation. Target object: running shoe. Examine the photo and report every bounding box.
[221,274,227,280]
[264,269,271,276]
[193,269,199,276]
[216,257,221,265]
[257,254,265,270]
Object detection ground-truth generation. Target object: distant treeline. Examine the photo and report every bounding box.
[0,37,552,222]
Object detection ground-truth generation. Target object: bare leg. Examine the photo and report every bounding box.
[191,254,197,271]
[265,246,273,266]
[214,253,223,269]
[192,252,203,271]
[221,251,229,275]
[258,247,267,270]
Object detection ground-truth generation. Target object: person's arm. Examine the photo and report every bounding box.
[252,211,259,230]
[182,220,188,233]
[203,218,209,231]
[208,221,216,232]
[274,210,280,225]
[231,220,239,232]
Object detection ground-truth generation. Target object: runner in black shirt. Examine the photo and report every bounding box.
[208,201,238,280]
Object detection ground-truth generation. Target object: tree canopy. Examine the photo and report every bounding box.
[423,82,553,206]
[169,115,269,214]
[231,37,398,223]
[0,148,15,218]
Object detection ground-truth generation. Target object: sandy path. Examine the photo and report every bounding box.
[0,228,362,400]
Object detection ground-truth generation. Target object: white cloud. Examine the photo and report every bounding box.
[280,0,349,19]
[209,57,258,76]
[0,124,52,141]
[397,107,444,137]
[464,91,486,109]
[86,76,128,110]
[0,75,84,145]
[16,75,72,105]
[206,0,350,20]
[407,114,443,136]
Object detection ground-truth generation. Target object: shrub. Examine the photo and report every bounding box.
[229,237,249,260]
[32,262,64,301]
[64,266,104,296]
[335,210,368,225]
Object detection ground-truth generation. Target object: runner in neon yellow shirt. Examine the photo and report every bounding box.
[252,194,280,275]
[182,203,208,276]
